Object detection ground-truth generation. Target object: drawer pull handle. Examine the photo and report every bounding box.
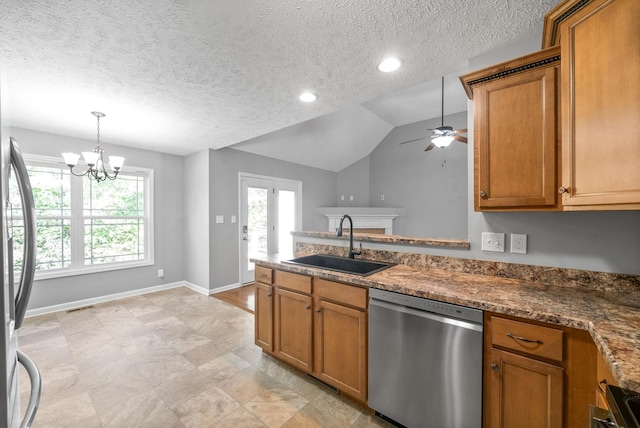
[598,379,607,395]
[506,332,543,345]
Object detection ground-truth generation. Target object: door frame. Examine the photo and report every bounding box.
[238,172,301,284]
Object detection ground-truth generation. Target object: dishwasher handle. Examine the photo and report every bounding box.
[370,298,483,332]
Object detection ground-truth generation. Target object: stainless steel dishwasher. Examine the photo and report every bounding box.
[368,288,483,428]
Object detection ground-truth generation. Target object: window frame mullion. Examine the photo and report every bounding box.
[69,174,85,269]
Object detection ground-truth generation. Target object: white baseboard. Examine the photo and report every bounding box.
[25,280,248,318]
[25,281,185,317]
[182,281,213,296]
[209,282,243,294]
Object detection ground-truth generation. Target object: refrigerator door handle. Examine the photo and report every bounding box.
[10,138,37,329]
[16,350,41,428]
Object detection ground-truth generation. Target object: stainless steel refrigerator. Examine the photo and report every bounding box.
[1,137,40,427]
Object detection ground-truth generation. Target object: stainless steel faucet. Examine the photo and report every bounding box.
[337,214,362,259]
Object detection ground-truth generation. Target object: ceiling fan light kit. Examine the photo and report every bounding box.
[399,76,468,153]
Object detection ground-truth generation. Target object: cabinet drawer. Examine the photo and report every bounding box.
[255,266,273,284]
[491,316,563,363]
[274,270,312,294]
[315,278,367,310]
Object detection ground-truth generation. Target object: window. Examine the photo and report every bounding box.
[11,155,153,279]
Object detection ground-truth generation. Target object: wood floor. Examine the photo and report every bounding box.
[213,283,255,313]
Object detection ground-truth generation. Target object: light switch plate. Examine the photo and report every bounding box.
[215,215,224,224]
[482,232,505,252]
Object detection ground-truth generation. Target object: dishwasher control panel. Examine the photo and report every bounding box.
[370,288,483,324]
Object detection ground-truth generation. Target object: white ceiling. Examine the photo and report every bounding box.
[0,0,559,171]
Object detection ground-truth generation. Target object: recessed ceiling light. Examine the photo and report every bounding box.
[377,57,402,73]
[299,92,318,102]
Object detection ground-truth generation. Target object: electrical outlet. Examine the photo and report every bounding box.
[158,269,164,278]
[511,234,527,254]
[481,232,505,252]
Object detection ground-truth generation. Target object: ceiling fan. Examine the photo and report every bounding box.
[400,76,468,151]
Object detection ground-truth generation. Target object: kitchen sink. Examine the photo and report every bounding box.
[284,254,394,276]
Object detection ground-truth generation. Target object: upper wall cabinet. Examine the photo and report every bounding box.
[460,47,561,211]
[557,0,640,210]
[462,0,640,212]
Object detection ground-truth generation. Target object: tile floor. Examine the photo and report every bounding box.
[18,287,394,428]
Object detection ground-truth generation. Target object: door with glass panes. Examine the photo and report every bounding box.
[239,173,300,284]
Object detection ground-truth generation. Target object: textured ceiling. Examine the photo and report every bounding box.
[0,0,559,169]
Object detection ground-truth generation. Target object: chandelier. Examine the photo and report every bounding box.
[62,112,125,182]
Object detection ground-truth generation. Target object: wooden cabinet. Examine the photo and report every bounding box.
[488,348,564,428]
[595,350,618,410]
[254,266,273,352]
[272,270,313,372]
[274,287,313,372]
[484,313,597,428]
[460,47,561,211]
[558,0,640,210]
[462,0,640,211]
[255,267,369,403]
[313,278,368,402]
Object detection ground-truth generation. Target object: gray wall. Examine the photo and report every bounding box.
[464,38,640,275]
[369,112,468,238]
[183,150,210,288]
[336,156,371,207]
[335,112,468,239]
[208,147,337,290]
[9,128,185,309]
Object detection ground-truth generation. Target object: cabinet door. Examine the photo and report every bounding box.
[474,66,559,210]
[313,299,367,402]
[488,348,563,428]
[254,282,273,352]
[560,0,640,209]
[274,288,313,373]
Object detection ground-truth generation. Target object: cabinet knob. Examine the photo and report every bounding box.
[491,363,499,371]
[267,293,272,298]
[315,308,321,313]
[558,186,569,194]
[479,190,487,198]
[306,305,311,310]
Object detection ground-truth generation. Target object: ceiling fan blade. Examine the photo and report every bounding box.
[454,135,468,143]
[399,136,429,145]
[454,128,468,134]
[424,143,436,151]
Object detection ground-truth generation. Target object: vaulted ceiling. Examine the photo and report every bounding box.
[0,0,559,171]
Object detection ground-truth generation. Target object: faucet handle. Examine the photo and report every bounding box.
[353,243,362,257]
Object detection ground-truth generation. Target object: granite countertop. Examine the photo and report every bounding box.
[290,230,471,249]
[254,254,640,392]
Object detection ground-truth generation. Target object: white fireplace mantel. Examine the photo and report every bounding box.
[317,207,405,235]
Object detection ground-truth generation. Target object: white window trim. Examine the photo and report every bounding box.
[23,154,155,280]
